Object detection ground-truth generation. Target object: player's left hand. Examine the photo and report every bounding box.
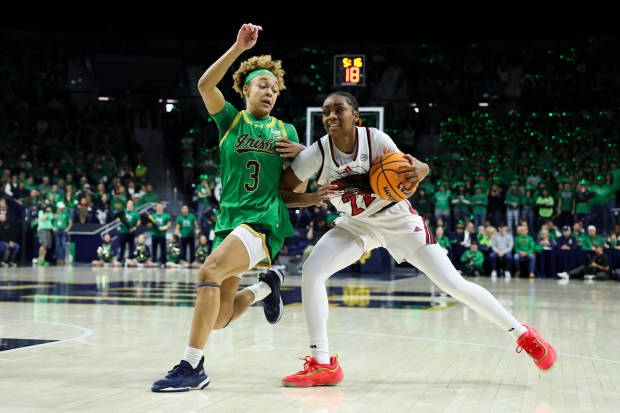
[395,154,429,185]
[276,137,306,158]
[311,182,338,207]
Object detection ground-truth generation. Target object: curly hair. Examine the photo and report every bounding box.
[232,55,286,98]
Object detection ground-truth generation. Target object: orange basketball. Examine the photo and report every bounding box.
[369,152,417,202]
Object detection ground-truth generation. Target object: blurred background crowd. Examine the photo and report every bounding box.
[0,15,619,277]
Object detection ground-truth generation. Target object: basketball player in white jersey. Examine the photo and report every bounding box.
[278,91,556,387]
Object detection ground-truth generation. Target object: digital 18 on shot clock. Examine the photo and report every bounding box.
[334,54,366,86]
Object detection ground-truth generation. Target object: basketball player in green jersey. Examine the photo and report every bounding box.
[151,23,330,392]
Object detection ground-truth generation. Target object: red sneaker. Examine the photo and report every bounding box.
[282,356,344,387]
[516,325,557,371]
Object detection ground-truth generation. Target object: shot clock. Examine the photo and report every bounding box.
[333,54,366,86]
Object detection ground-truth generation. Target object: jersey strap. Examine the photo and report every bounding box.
[316,140,326,182]
[220,112,243,146]
[365,126,373,167]
[276,120,289,139]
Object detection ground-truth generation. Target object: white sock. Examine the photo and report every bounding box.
[183,346,204,369]
[310,343,331,365]
[508,324,528,340]
[244,281,271,304]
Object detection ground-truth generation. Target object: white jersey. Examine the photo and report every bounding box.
[291,126,406,220]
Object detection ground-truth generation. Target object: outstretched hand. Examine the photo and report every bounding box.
[276,137,306,158]
[311,182,338,208]
[395,154,429,186]
[236,23,262,50]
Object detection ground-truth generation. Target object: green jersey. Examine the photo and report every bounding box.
[210,102,299,262]
[177,214,197,238]
[150,213,171,237]
[53,211,72,230]
[119,210,140,234]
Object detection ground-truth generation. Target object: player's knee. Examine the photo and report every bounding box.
[302,255,321,275]
[197,265,218,283]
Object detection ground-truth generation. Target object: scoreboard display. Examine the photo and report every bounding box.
[333,54,366,87]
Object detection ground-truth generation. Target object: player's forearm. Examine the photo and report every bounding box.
[198,44,245,93]
[280,190,317,208]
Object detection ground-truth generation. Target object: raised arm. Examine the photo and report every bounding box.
[197,23,262,115]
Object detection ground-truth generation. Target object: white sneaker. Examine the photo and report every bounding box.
[557,272,570,280]
[504,271,511,279]
[584,275,595,281]
[490,270,497,278]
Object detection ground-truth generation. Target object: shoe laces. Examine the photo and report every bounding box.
[167,361,193,377]
[296,356,319,374]
[516,335,544,358]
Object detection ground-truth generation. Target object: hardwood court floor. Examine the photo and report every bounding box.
[1,265,619,413]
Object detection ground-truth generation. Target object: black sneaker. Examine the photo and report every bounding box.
[258,268,284,324]
[151,357,210,392]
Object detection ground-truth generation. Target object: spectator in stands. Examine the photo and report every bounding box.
[93,192,111,224]
[13,181,29,201]
[63,185,79,218]
[535,186,554,233]
[476,225,493,254]
[148,201,171,267]
[175,204,199,264]
[46,184,62,206]
[409,187,434,225]
[140,184,159,206]
[574,179,594,229]
[109,190,126,217]
[471,184,488,230]
[504,180,522,235]
[536,226,555,250]
[535,226,556,278]
[36,204,54,266]
[513,224,536,278]
[590,175,613,235]
[3,175,19,198]
[195,175,213,235]
[459,220,476,249]
[165,233,189,268]
[91,232,115,267]
[433,182,451,229]
[581,225,605,252]
[191,234,210,269]
[489,223,514,279]
[544,219,560,242]
[75,195,96,224]
[125,233,151,267]
[571,221,585,248]
[22,188,44,263]
[521,186,536,235]
[556,225,579,251]
[555,179,575,229]
[126,180,141,199]
[451,182,471,230]
[435,225,452,259]
[52,202,72,265]
[115,199,141,266]
[459,241,485,276]
[486,182,504,229]
[557,243,611,281]
[0,213,20,267]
